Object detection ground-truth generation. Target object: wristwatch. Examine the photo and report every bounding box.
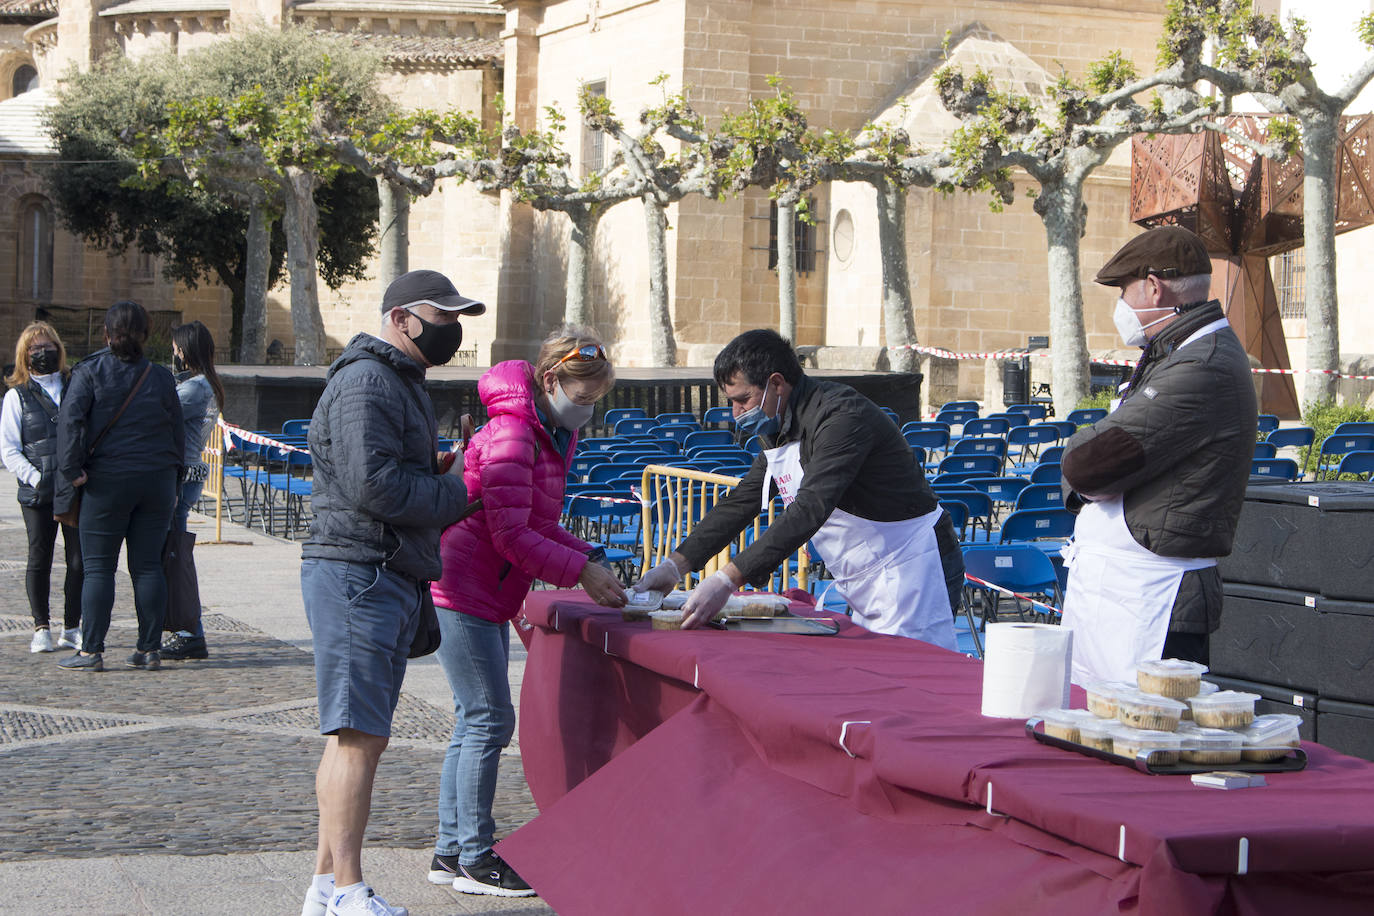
[587,546,607,564]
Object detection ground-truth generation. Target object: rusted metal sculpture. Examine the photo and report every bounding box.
[1130,114,1374,418]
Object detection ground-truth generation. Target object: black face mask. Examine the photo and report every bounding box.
[406,312,463,366]
[29,348,59,375]
[173,354,188,374]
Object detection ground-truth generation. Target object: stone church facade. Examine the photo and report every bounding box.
[3,0,1175,396]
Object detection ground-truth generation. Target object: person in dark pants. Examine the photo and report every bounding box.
[2,321,83,653]
[55,301,182,672]
[160,321,225,661]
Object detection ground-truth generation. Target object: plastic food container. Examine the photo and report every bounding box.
[1039,709,1099,743]
[1177,725,1244,764]
[1076,718,1117,753]
[1180,680,1219,720]
[1188,690,1260,729]
[1115,690,1187,731]
[649,610,685,631]
[1239,714,1304,761]
[623,590,663,620]
[1136,659,1209,699]
[1085,681,1135,719]
[1112,729,1182,765]
[724,594,790,617]
[659,591,689,610]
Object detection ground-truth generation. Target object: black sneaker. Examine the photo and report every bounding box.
[58,652,103,672]
[127,650,161,671]
[452,851,536,898]
[427,852,462,885]
[160,634,209,660]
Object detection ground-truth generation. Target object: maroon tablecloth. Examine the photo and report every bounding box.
[500,591,1374,915]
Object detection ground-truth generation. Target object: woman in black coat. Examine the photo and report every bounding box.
[56,301,182,672]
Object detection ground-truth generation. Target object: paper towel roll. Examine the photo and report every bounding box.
[980,622,1074,718]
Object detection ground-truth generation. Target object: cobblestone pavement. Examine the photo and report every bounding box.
[0,507,555,915]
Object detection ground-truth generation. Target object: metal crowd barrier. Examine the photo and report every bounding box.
[639,464,809,593]
[200,418,226,543]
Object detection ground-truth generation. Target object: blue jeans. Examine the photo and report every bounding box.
[78,469,177,654]
[434,608,515,864]
[172,479,205,639]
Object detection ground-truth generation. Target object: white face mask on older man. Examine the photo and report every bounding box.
[1112,297,1174,349]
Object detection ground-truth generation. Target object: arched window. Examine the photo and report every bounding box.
[12,64,38,97]
[18,199,54,301]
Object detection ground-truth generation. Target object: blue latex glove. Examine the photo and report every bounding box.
[681,570,736,629]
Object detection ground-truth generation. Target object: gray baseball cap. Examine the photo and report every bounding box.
[381,269,485,315]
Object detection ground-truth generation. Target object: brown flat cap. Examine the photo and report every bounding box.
[1094,226,1212,287]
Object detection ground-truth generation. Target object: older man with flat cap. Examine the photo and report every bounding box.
[1059,226,1257,687]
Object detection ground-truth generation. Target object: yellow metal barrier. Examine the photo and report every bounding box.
[201,418,226,543]
[639,464,808,593]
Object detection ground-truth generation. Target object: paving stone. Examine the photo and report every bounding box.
[0,709,143,743]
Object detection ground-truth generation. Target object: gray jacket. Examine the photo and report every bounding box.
[301,333,467,582]
[1062,301,1257,631]
[175,372,217,476]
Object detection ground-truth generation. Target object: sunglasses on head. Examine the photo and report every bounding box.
[558,344,607,365]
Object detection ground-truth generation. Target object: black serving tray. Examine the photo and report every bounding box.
[1025,718,1308,775]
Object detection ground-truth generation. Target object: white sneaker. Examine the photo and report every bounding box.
[58,628,81,650]
[327,887,408,916]
[301,880,333,916]
[30,629,54,653]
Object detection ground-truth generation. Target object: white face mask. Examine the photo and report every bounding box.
[1112,297,1173,349]
[548,382,595,430]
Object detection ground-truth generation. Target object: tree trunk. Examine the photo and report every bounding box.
[874,181,919,373]
[1300,113,1340,406]
[377,177,410,286]
[240,202,271,364]
[210,261,246,363]
[565,205,601,327]
[643,194,678,366]
[776,198,797,343]
[1036,180,1092,417]
[282,167,327,366]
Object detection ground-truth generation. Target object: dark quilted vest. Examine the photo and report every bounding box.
[15,378,63,507]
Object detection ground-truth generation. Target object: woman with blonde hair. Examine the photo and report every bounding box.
[426,326,626,898]
[2,321,84,653]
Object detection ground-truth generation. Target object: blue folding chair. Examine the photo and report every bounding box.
[577,437,629,453]
[1266,426,1315,472]
[936,408,979,428]
[281,419,310,437]
[984,413,1031,430]
[1335,451,1374,480]
[603,408,646,429]
[1333,422,1374,436]
[1316,433,1374,479]
[962,417,1010,438]
[1066,408,1107,426]
[966,476,1030,520]
[937,454,1003,477]
[963,544,1063,632]
[569,452,614,481]
[1006,403,1049,421]
[1251,458,1299,481]
[903,421,951,435]
[1029,462,1062,485]
[939,500,970,541]
[1014,483,1064,512]
[684,429,734,450]
[615,417,661,437]
[655,412,698,426]
[1253,441,1277,460]
[911,445,926,468]
[743,436,764,455]
[879,407,899,424]
[1006,424,1061,467]
[904,428,950,456]
[940,400,980,412]
[941,490,994,542]
[655,424,700,446]
[932,471,985,486]
[702,406,734,428]
[1255,414,1280,436]
[998,508,1075,544]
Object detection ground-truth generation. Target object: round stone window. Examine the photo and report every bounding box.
[832,208,854,264]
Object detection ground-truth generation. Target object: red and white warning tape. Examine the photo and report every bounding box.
[964,573,1062,617]
[217,419,309,453]
[905,344,1374,380]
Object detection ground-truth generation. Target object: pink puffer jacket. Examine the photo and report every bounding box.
[432,360,591,622]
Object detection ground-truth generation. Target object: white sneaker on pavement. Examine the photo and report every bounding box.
[30,629,54,653]
[327,886,408,916]
[301,882,332,916]
[58,628,81,650]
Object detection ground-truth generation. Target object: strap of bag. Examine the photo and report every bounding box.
[88,362,153,457]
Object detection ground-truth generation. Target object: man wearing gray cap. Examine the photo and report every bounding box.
[299,270,482,916]
[1059,227,1257,687]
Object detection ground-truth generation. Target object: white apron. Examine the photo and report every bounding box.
[1060,317,1230,686]
[762,442,957,650]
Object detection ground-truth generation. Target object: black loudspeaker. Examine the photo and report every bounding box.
[1316,698,1374,761]
[1316,596,1374,705]
[1204,675,1317,741]
[1220,482,1374,596]
[1212,583,1323,693]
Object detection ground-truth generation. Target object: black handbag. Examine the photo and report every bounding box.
[408,584,441,659]
[162,528,202,633]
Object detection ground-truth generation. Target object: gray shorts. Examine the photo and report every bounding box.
[301,558,424,738]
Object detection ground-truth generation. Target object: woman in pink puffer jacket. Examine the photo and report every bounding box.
[427,327,626,897]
